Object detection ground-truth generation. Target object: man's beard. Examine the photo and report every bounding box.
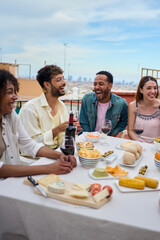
[95,87,109,101]
[51,85,65,97]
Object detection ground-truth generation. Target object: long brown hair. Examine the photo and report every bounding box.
[135,76,159,102]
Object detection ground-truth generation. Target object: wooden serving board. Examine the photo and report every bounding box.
[24,178,111,209]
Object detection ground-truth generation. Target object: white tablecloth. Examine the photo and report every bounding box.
[0,135,160,240]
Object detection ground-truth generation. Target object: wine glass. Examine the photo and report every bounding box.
[100,119,112,144]
[74,111,79,135]
[101,119,112,135]
[134,121,144,136]
[74,111,79,123]
[60,136,75,156]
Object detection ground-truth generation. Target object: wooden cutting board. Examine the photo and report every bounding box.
[24,178,111,209]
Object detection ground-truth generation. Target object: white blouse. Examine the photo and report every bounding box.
[0,110,43,168]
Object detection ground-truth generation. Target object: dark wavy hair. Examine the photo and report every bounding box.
[36,65,63,89]
[135,76,159,102]
[0,69,19,103]
[96,71,113,84]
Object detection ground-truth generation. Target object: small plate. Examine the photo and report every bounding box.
[89,168,120,180]
[115,180,160,193]
[115,143,126,150]
[119,154,143,168]
[101,153,117,164]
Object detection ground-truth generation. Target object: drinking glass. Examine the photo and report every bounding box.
[101,119,112,136]
[134,121,144,136]
[74,111,79,135]
[99,119,112,145]
[60,136,75,155]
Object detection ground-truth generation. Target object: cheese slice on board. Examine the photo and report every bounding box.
[93,188,110,203]
[72,183,91,191]
[67,190,90,198]
[48,181,65,194]
[37,174,61,187]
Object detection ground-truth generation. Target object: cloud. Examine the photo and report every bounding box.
[1,0,160,79]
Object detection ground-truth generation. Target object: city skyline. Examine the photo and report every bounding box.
[1,0,160,83]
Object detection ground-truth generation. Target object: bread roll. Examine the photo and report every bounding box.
[130,143,142,155]
[123,152,136,165]
[125,146,137,156]
[135,152,140,160]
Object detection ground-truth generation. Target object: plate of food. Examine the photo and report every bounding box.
[101,152,117,164]
[89,165,128,180]
[115,141,133,150]
[115,175,159,193]
[119,153,143,168]
[83,132,101,143]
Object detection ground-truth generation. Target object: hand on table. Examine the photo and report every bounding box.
[46,159,73,175]
[60,154,77,168]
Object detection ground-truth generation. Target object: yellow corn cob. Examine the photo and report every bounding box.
[134,176,158,189]
[119,177,145,190]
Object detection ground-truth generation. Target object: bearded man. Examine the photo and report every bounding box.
[79,71,128,136]
[20,65,69,149]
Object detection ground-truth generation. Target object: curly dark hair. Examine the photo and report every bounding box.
[0,69,19,102]
[135,76,159,102]
[36,65,63,89]
[96,71,113,84]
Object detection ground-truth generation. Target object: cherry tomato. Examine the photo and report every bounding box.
[102,185,113,196]
[91,183,101,191]
[91,188,101,196]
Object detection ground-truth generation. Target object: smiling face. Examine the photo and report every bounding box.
[140,80,158,101]
[0,81,18,118]
[93,74,112,103]
[44,74,66,98]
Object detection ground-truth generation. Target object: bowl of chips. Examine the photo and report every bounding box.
[78,148,101,168]
[76,141,94,152]
[154,137,160,152]
[154,152,160,171]
[83,132,101,143]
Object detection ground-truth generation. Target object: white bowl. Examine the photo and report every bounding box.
[83,132,101,143]
[78,155,100,169]
[76,142,94,152]
[154,158,160,171]
[154,139,160,152]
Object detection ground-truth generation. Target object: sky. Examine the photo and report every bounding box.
[1,0,160,83]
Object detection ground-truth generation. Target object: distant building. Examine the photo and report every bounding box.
[0,62,19,78]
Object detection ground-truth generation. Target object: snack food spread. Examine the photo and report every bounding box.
[79,148,101,158]
[122,143,142,165]
[92,168,109,177]
[106,165,128,177]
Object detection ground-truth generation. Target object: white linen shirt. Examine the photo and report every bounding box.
[0,110,43,168]
[19,93,69,149]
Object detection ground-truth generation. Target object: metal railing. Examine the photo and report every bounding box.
[141,68,160,80]
[15,99,82,114]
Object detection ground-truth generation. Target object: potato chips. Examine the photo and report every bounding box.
[79,148,101,158]
[106,165,128,177]
[77,141,94,148]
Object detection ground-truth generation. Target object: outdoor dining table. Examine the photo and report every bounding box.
[0,135,160,240]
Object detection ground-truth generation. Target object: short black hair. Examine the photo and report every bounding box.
[96,71,113,84]
[36,65,63,89]
[0,69,19,101]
